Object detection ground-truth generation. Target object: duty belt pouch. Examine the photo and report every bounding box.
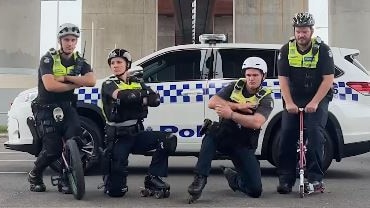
[105,125,117,144]
[116,125,140,137]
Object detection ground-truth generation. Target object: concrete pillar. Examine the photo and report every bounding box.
[234,0,308,44]
[214,16,233,43]
[157,15,175,50]
[329,1,370,69]
[82,0,157,78]
[0,0,40,88]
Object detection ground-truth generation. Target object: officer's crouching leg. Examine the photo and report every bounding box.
[105,159,128,197]
[162,133,177,154]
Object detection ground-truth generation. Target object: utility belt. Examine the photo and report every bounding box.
[31,98,75,115]
[200,119,259,149]
[105,121,144,141]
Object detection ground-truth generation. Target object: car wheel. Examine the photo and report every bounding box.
[270,128,334,172]
[49,116,103,174]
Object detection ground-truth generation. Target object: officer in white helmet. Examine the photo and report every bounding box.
[27,23,96,194]
[187,57,274,202]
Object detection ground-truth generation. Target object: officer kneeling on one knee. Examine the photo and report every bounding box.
[100,48,177,198]
[187,57,274,199]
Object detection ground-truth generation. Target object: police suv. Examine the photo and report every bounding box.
[5,34,370,172]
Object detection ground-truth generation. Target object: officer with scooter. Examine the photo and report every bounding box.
[100,48,177,198]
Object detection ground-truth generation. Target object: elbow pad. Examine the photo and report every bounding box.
[116,90,142,105]
[148,92,160,107]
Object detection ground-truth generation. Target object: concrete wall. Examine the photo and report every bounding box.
[234,0,308,44]
[214,16,233,43]
[329,1,370,69]
[157,15,175,50]
[0,0,40,88]
[81,0,157,78]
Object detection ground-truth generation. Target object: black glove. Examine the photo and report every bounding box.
[147,92,160,107]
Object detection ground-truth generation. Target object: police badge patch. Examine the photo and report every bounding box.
[43,57,50,63]
[328,50,333,58]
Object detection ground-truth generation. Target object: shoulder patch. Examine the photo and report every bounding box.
[328,50,333,58]
[43,57,50,64]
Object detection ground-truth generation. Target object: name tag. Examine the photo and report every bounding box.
[304,56,314,62]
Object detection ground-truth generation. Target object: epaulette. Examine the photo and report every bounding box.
[289,36,295,42]
[48,48,57,56]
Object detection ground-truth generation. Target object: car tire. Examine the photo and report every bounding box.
[49,116,103,174]
[270,127,334,172]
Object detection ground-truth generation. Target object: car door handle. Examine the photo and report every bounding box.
[181,89,203,96]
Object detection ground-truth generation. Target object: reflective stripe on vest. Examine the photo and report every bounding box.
[288,38,320,69]
[51,52,78,76]
[115,80,142,90]
[229,78,272,105]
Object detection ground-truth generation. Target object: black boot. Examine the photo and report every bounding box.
[28,170,46,192]
[277,183,292,194]
[58,172,72,194]
[222,167,239,192]
[144,175,170,190]
[188,174,207,195]
[104,175,128,197]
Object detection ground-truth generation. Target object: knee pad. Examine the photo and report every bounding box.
[162,133,177,154]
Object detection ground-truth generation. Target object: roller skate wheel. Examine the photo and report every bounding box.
[140,189,150,197]
[164,190,170,198]
[187,193,200,204]
[188,195,195,204]
[154,190,164,199]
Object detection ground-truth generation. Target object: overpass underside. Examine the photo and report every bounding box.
[162,0,229,44]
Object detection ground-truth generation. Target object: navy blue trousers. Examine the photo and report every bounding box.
[278,98,329,185]
[195,134,262,197]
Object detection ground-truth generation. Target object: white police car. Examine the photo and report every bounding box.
[5,34,370,172]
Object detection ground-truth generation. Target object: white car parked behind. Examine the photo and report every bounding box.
[5,35,370,172]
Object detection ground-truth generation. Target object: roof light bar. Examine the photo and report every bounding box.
[198,34,227,44]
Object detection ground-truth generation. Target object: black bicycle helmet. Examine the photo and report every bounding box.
[107,48,132,68]
[292,12,315,27]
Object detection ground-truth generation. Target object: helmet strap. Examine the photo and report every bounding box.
[116,69,128,80]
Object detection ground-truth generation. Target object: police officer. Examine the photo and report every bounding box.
[276,12,334,194]
[187,57,274,202]
[101,48,177,198]
[28,23,96,193]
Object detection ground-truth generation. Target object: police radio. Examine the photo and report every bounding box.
[69,40,86,76]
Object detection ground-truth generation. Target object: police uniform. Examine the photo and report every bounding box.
[277,37,335,186]
[101,75,175,197]
[32,49,92,177]
[194,79,274,197]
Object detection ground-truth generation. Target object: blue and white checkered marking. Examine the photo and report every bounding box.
[75,87,100,104]
[73,81,360,106]
[334,81,359,101]
[153,82,205,103]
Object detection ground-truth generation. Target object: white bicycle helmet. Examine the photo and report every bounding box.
[241,57,267,74]
[57,23,80,39]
